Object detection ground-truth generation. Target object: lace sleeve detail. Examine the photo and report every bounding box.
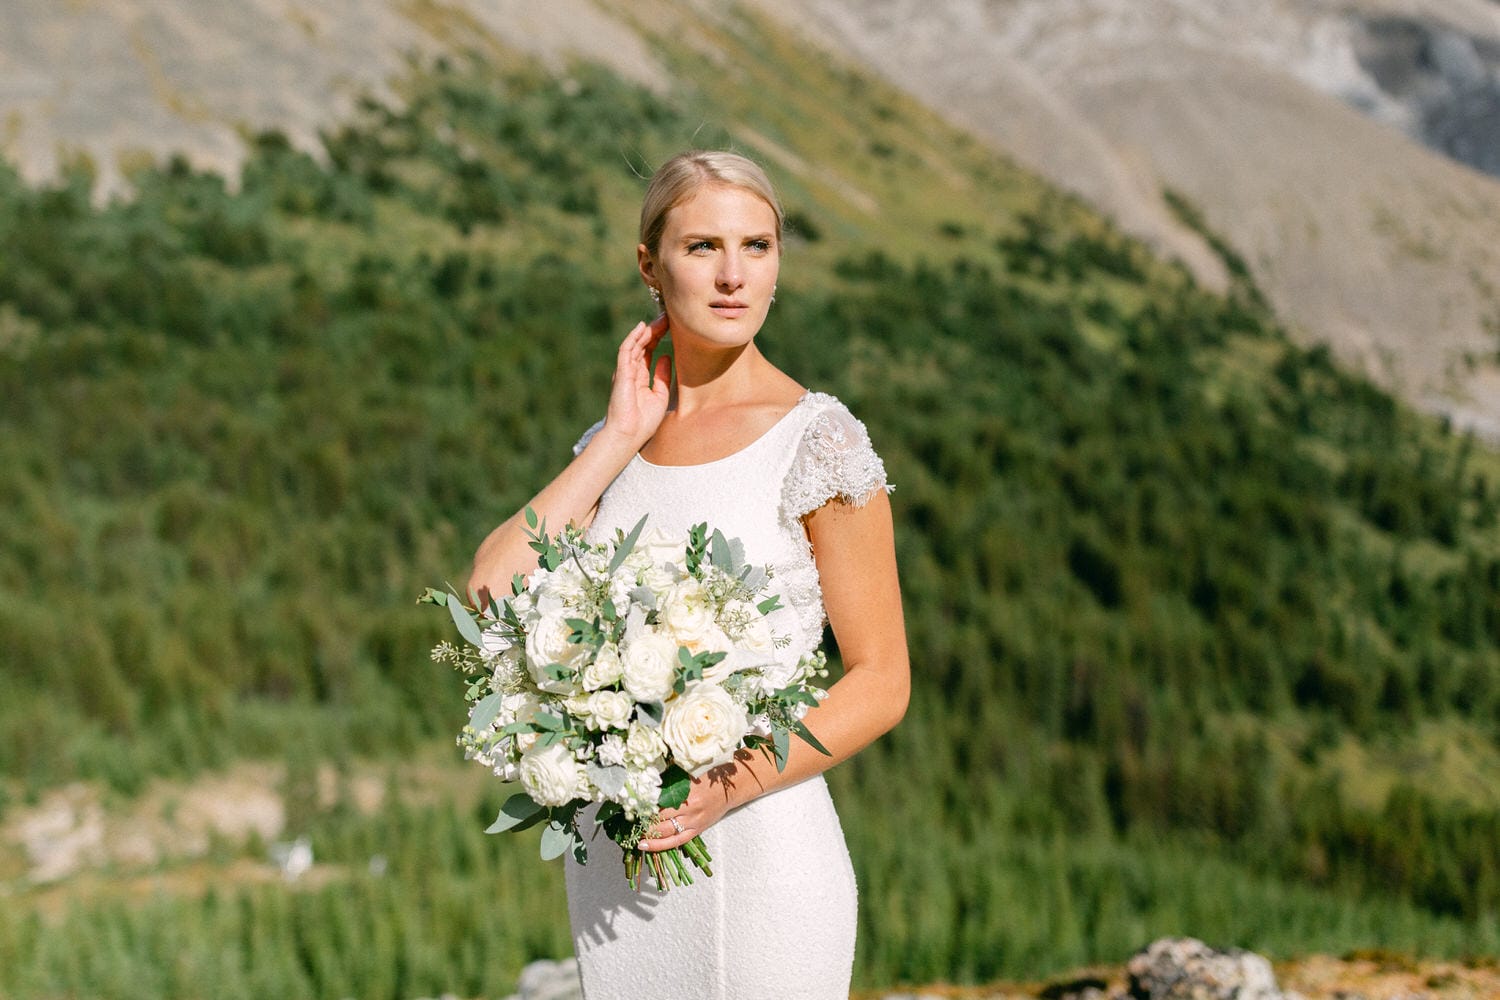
[780,395,892,522]
[572,418,606,456]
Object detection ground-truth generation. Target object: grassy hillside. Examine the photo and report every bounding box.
[2,19,1499,998]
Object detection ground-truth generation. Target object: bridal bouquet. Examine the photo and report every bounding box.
[420,510,830,890]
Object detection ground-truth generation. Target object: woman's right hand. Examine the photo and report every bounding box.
[601,313,671,450]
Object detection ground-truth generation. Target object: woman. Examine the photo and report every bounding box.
[468,150,909,999]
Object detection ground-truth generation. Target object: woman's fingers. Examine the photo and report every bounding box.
[639,813,696,853]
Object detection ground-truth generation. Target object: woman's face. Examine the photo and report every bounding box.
[639,183,780,352]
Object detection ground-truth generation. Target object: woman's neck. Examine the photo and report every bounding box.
[668,340,769,415]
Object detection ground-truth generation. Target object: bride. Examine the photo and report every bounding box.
[467,150,910,999]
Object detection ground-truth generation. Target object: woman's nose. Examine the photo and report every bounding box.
[716,253,744,290]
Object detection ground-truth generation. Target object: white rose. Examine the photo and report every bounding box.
[660,682,748,776]
[749,658,798,698]
[633,528,687,595]
[620,630,679,703]
[581,643,624,691]
[518,742,585,807]
[584,690,633,731]
[525,609,589,693]
[623,723,667,769]
[662,579,717,649]
[739,614,776,657]
[504,692,548,752]
[532,563,587,614]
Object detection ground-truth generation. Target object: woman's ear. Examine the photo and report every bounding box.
[637,243,655,287]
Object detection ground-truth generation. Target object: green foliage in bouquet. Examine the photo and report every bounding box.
[421,509,830,890]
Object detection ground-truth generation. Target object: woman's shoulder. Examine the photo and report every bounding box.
[781,390,890,521]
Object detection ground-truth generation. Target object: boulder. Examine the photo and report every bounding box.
[1126,937,1294,1000]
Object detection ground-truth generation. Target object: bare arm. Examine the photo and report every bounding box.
[467,316,671,606]
[644,488,910,849]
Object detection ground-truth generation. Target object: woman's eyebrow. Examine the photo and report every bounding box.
[678,232,776,241]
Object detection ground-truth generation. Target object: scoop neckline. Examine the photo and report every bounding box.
[633,391,812,470]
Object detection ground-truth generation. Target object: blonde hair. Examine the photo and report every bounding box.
[638,150,784,255]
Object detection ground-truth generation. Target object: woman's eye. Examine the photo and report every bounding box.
[687,241,715,254]
[747,240,772,253]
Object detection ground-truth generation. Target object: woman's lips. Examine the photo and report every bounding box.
[710,300,749,317]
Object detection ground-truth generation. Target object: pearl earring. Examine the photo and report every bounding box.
[770,285,777,306]
[649,286,662,305]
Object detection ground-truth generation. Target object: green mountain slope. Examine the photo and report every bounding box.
[2,27,1499,998]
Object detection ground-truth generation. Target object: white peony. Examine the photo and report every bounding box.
[581,643,624,691]
[620,630,679,703]
[524,609,589,693]
[623,723,667,769]
[518,742,585,807]
[660,682,748,776]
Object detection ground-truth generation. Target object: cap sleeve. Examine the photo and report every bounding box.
[780,394,892,522]
[572,418,606,456]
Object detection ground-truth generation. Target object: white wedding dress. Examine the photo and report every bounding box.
[565,391,890,1000]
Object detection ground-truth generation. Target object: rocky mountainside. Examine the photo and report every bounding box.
[3,0,1498,434]
[755,0,1500,439]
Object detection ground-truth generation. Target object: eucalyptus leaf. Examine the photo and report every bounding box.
[742,567,767,591]
[540,821,572,860]
[757,595,783,615]
[637,701,663,725]
[534,712,564,732]
[485,793,543,834]
[628,586,657,610]
[468,692,503,732]
[608,514,649,574]
[524,507,538,529]
[772,727,791,772]
[794,720,831,757]
[448,597,484,647]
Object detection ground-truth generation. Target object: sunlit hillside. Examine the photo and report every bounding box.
[2,11,1499,1000]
